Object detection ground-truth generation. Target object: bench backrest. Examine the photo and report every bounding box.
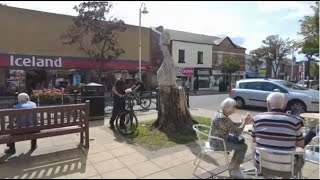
[0,101,89,135]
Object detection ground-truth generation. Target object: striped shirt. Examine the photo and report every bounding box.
[252,109,304,150]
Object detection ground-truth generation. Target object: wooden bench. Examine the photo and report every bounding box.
[0,101,90,149]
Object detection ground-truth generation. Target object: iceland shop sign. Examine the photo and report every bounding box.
[10,55,62,68]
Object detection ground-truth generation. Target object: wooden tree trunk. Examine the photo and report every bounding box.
[151,86,197,133]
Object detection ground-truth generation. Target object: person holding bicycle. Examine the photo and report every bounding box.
[109,70,131,129]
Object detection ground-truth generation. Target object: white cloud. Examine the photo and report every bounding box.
[257,1,315,20]
[257,1,312,12]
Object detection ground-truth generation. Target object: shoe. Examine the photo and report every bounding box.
[229,169,248,179]
[31,145,38,150]
[4,148,16,154]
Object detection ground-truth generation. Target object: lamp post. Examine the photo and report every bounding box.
[139,3,148,81]
[291,55,296,81]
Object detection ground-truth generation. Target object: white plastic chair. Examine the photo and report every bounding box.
[305,125,319,164]
[192,124,231,175]
[252,146,305,179]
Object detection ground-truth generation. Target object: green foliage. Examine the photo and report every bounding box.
[221,55,240,87]
[127,117,211,151]
[250,35,291,78]
[299,2,319,57]
[310,63,319,78]
[247,54,263,73]
[221,55,240,74]
[60,1,127,83]
[30,94,64,103]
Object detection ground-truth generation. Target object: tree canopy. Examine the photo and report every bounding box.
[299,2,319,58]
[60,1,126,83]
[250,35,291,78]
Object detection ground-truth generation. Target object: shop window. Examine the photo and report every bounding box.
[197,51,203,64]
[178,49,185,63]
[7,70,26,92]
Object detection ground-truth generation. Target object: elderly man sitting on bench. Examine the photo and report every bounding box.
[5,93,38,154]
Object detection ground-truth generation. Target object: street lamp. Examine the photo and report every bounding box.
[139,3,148,81]
[291,55,296,81]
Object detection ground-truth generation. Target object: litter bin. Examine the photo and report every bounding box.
[82,82,105,119]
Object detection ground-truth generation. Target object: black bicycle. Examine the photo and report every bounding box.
[115,92,138,135]
[135,91,152,110]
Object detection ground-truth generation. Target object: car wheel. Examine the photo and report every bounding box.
[235,98,245,109]
[288,101,306,112]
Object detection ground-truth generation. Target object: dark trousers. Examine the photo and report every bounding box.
[304,127,319,151]
[7,139,37,150]
[6,125,38,150]
[110,99,126,127]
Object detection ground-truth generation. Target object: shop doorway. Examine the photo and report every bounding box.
[26,69,47,93]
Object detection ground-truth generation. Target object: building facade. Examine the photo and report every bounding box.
[211,37,246,89]
[167,29,214,90]
[0,5,153,95]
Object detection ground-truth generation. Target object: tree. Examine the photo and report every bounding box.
[298,2,319,85]
[251,35,291,78]
[60,1,126,84]
[221,55,240,88]
[150,27,196,133]
[310,63,319,79]
[299,2,319,57]
[247,51,263,73]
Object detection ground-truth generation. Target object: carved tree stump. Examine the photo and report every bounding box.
[151,86,197,133]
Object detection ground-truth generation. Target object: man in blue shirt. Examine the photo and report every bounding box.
[5,93,38,154]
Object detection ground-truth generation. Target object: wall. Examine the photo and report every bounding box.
[171,41,212,68]
[0,6,151,62]
[212,38,246,71]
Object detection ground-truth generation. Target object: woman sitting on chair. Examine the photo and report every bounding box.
[210,98,253,179]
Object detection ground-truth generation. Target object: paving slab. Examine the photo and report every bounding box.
[101,168,138,179]
[127,161,162,177]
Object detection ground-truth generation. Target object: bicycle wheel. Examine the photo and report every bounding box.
[140,97,151,110]
[115,110,138,135]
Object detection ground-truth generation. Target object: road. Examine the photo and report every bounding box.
[189,94,266,117]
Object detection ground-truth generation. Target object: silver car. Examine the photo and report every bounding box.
[296,80,319,90]
[229,79,319,112]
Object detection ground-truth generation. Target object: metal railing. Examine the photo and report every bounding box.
[0,88,192,114]
[0,90,160,114]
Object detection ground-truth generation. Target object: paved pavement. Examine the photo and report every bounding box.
[0,108,319,179]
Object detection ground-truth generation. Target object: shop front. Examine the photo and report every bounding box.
[211,70,245,90]
[0,53,152,95]
[175,67,194,89]
[194,68,212,90]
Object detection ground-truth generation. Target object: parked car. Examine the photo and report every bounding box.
[296,80,319,90]
[229,78,319,112]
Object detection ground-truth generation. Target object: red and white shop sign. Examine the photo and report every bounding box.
[10,55,62,68]
[176,67,194,77]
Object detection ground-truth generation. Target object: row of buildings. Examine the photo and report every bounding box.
[0,5,301,95]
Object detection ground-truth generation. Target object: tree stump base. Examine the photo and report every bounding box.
[151,86,197,133]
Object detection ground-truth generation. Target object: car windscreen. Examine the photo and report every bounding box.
[278,81,308,90]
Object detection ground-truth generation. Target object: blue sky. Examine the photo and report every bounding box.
[1,1,316,61]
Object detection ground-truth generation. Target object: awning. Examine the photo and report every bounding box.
[246,72,265,78]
